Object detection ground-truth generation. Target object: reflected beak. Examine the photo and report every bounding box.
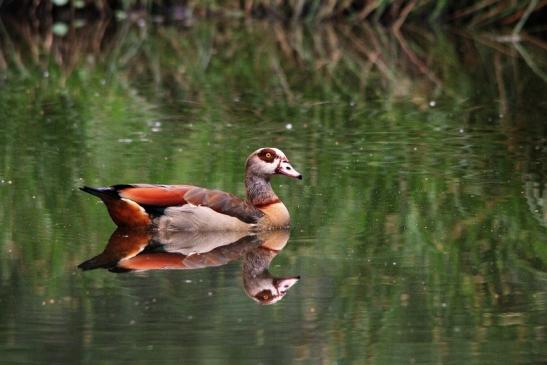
[277,276,300,291]
[276,161,303,180]
[274,276,300,296]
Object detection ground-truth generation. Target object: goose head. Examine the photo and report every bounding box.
[245,275,300,305]
[245,148,302,180]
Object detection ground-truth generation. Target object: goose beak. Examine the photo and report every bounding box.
[276,161,303,180]
[276,276,300,292]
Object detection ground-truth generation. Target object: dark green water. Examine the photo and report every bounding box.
[0,19,546,364]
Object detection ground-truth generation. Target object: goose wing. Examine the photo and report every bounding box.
[115,184,264,224]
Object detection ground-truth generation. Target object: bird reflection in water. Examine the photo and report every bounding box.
[78,229,300,304]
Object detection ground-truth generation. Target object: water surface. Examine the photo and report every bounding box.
[0,18,545,364]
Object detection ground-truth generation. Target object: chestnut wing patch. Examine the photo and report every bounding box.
[183,187,265,224]
[116,184,193,206]
[114,184,264,224]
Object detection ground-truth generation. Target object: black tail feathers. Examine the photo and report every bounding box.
[78,255,132,273]
[77,254,115,271]
[80,186,120,200]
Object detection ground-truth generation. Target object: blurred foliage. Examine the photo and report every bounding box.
[1,0,546,31]
[0,17,545,364]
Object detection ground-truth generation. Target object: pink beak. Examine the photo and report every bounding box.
[276,160,302,180]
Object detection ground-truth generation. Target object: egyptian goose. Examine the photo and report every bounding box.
[241,230,300,304]
[78,229,300,304]
[77,228,257,271]
[80,148,302,231]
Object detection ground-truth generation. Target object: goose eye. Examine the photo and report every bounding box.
[259,149,276,162]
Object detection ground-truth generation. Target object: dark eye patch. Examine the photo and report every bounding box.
[258,148,276,163]
[255,289,274,302]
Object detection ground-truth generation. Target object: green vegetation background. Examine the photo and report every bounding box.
[0,10,545,365]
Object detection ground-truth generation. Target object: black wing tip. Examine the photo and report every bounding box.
[77,257,102,271]
[108,267,133,273]
[80,186,120,199]
[79,186,95,193]
[78,255,120,271]
[111,184,135,190]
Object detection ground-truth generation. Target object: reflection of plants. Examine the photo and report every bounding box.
[2,0,545,30]
[2,17,546,109]
[1,14,544,276]
[0,18,545,364]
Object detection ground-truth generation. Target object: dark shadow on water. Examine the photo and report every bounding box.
[78,228,300,304]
